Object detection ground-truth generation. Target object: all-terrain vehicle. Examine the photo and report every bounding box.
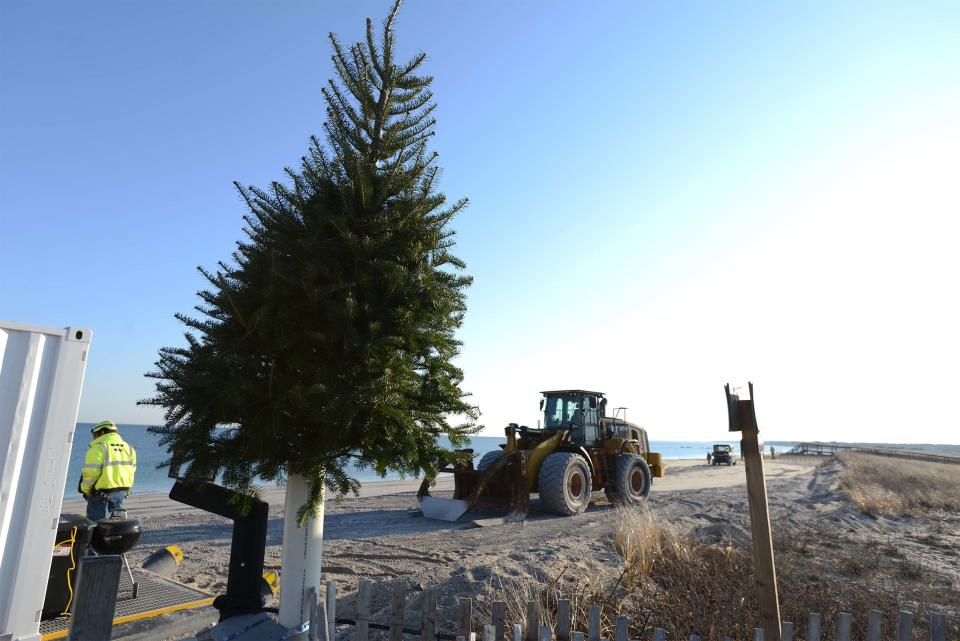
[417,390,663,521]
[712,443,736,466]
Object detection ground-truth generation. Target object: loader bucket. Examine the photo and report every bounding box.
[417,450,529,522]
[419,496,471,521]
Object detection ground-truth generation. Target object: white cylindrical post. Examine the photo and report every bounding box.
[278,473,325,632]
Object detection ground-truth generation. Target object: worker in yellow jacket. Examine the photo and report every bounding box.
[80,420,137,521]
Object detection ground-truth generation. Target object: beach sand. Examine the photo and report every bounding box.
[60,456,960,640]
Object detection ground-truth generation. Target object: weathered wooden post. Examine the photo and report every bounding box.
[725,382,781,641]
[67,555,122,641]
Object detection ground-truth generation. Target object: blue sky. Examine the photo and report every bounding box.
[3,1,959,443]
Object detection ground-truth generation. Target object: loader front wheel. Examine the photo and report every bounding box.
[538,452,592,516]
[608,454,651,505]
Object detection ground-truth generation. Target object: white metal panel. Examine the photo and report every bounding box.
[0,321,91,641]
[278,475,324,631]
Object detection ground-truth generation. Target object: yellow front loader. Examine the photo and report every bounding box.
[417,390,663,521]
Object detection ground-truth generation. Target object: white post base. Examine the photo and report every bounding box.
[278,474,325,633]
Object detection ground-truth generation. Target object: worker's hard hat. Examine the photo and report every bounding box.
[91,420,119,434]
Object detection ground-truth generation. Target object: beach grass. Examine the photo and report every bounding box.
[480,506,936,641]
[838,452,960,516]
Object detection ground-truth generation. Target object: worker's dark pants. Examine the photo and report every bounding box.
[85,489,128,522]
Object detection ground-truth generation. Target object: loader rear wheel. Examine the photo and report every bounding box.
[538,452,592,516]
[607,454,651,505]
[477,450,503,471]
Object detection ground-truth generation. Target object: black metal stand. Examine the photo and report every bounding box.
[120,553,139,601]
[168,479,268,622]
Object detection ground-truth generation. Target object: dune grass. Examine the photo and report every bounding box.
[480,506,940,641]
[838,452,960,516]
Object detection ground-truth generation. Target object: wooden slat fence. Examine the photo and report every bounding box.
[304,580,951,641]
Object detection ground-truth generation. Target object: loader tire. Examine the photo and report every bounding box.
[538,452,592,516]
[477,450,503,471]
[607,454,651,505]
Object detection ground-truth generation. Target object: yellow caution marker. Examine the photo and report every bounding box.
[141,545,183,578]
[261,570,280,599]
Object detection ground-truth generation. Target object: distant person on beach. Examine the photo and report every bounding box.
[770,446,776,459]
[79,420,137,521]
[706,451,712,464]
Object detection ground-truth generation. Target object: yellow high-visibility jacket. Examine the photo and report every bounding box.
[80,432,137,495]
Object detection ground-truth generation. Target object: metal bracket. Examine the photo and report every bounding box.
[724,381,758,432]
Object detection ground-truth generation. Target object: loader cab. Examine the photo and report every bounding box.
[540,390,606,446]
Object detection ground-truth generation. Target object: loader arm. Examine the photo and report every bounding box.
[524,431,563,490]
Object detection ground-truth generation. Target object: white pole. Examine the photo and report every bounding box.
[278,473,325,633]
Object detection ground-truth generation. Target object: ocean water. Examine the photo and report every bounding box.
[65,423,779,497]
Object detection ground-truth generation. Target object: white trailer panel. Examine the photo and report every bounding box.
[0,321,91,641]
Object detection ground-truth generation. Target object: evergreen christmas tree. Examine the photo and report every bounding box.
[143,1,478,522]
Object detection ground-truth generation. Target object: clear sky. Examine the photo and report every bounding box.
[3,1,959,444]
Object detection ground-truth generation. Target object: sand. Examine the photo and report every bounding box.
[60,457,810,520]
[62,459,814,601]
[59,456,960,639]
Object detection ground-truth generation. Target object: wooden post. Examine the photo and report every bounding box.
[318,601,330,641]
[327,581,337,641]
[513,624,524,641]
[573,633,585,641]
[557,600,571,641]
[808,613,822,641]
[653,630,666,641]
[485,625,497,641]
[422,590,438,641]
[614,617,628,641]
[390,583,406,641]
[308,587,327,641]
[67,556,122,641]
[526,601,540,641]
[309,590,319,641]
[743,422,781,641]
[866,610,882,641]
[307,587,322,641]
[727,382,781,641]
[753,628,764,641]
[930,613,946,641]
[896,612,913,641]
[587,607,600,641]
[355,580,371,641]
[781,622,794,641]
[492,601,507,641]
[540,624,553,641]
[836,613,852,641]
[459,598,474,641]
